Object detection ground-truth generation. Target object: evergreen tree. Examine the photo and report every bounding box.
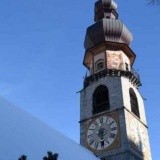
[18,155,27,160]
[43,151,58,160]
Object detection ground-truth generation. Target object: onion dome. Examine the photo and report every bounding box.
[84,0,133,50]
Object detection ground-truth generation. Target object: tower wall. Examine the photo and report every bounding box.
[121,77,147,124]
[80,76,123,122]
[80,0,152,159]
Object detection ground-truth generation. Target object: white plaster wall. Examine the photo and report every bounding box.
[80,76,123,121]
[81,76,147,124]
[122,51,131,71]
[124,109,152,160]
[121,77,147,124]
[94,52,105,63]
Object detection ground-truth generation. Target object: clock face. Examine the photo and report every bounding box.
[86,116,118,151]
[131,119,147,152]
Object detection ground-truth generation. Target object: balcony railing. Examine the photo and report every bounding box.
[84,68,141,88]
[131,68,140,82]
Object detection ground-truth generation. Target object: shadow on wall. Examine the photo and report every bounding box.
[129,135,151,160]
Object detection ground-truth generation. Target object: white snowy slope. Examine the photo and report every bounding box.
[0,97,99,160]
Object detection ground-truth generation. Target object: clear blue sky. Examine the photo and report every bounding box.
[0,0,159,159]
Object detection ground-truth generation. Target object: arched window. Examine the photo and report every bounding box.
[129,88,140,118]
[93,85,110,114]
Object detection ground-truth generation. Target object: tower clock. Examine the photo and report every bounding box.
[79,0,152,160]
[86,114,119,151]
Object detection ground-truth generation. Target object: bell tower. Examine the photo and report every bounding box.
[80,0,152,160]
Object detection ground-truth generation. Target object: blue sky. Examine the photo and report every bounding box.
[0,0,159,159]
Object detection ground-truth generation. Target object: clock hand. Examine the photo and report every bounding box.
[100,138,105,148]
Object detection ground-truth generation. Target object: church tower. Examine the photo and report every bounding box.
[80,0,152,160]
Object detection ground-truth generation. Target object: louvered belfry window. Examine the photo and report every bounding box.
[93,85,110,114]
[129,88,140,118]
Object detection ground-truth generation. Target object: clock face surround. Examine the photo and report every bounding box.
[86,115,118,151]
[130,118,147,152]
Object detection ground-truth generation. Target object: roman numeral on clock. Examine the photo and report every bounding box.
[105,117,109,123]
[94,142,99,149]
[110,133,116,139]
[93,121,98,126]
[99,117,103,124]
[89,128,94,131]
[111,127,117,131]
[89,139,94,146]
[105,140,110,145]
[110,121,115,126]
[87,134,93,139]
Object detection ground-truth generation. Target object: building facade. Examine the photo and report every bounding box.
[80,0,152,160]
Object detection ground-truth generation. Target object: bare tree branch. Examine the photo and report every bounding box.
[148,0,160,5]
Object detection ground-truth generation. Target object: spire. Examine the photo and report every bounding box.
[84,0,133,50]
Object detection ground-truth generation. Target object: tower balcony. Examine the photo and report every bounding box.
[83,68,141,88]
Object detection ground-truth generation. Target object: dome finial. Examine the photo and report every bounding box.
[94,0,118,22]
